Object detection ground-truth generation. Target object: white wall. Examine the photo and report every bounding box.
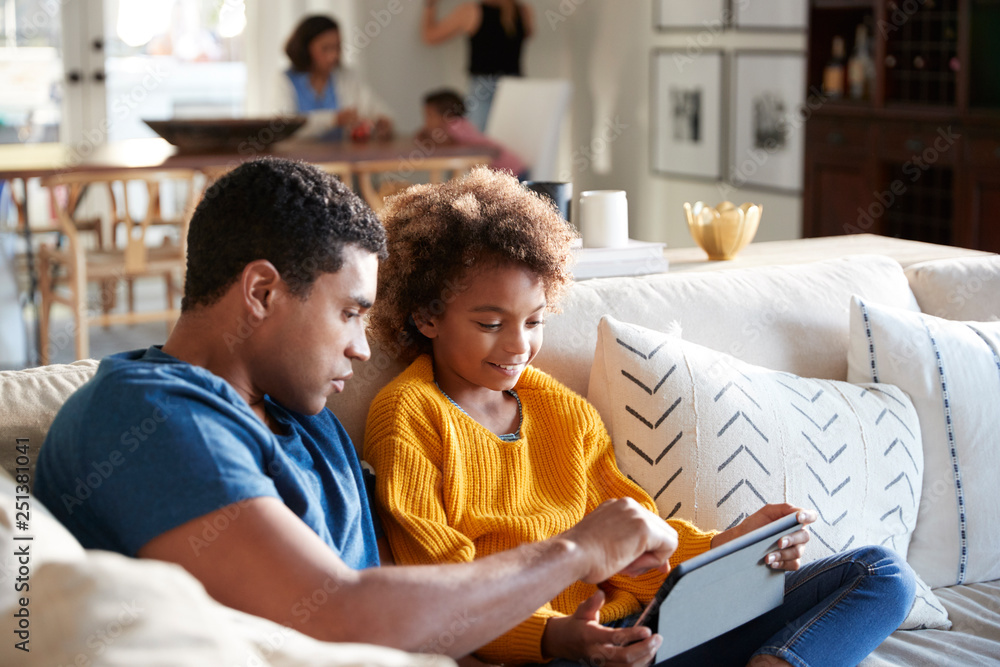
[352,0,572,134]
[563,2,807,248]
[249,1,806,249]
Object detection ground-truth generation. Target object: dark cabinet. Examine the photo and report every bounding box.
[803,0,1000,252]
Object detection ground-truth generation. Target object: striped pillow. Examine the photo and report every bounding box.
[848,296,1000,589]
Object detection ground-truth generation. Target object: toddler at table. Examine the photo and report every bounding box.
[417,89,528,179]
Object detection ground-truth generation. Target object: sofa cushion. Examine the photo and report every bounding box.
[589,315,949,630]
[0,468,85,567]
[0,360,98,483]
[905,255,1000,321]
[0,464,452,667]
[848,297,1000,589]
[0,541,456,666]
[330,255,921,449]
[862,579,1000,666]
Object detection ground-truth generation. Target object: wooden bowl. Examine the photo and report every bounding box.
[143,117,307,153]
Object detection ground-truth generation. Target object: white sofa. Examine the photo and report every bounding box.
[2,242,999,665]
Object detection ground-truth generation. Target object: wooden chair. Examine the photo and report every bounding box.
[352,155,484,214]
[36,169,199,364]
[313,161,353,184]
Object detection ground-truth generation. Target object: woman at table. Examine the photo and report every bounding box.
[280,15,394,141]
[421,0,533,132]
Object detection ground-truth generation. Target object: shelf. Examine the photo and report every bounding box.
[807,4,877,104]
[883,0,959,106]
[969,1,1000,107]
[804,0,1000,253]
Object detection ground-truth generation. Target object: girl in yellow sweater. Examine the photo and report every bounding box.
[365,169,913,667]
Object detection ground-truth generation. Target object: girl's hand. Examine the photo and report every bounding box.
[541,591,662,667]
[335,108,359,127]
[710,504,816,571]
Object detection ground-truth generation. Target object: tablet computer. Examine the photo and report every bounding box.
[633,513,802,661]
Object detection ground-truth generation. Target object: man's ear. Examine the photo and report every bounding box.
[241,260,284,319]
[412,311,439,339]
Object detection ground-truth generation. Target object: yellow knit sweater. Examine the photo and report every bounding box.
[364,355,717,664]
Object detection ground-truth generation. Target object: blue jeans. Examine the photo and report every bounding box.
[657,545,916,667]
[541,546,915,667]
[465,75,500,133]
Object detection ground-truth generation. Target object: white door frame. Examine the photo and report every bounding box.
[59,0,107,149]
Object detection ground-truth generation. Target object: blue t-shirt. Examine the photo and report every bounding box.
[34,347,380,569]
[286,69,339,113]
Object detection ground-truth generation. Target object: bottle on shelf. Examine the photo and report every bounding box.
[847,24,875,101]
[823,36,846,99]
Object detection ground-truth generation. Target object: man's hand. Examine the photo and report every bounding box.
[542,591,661,667]
[710,504,816,571]
[563,498,678,584]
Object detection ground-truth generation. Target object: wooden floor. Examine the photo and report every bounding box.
[14,276,174,368]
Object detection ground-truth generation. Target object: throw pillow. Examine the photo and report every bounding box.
[589,315,949,630]
[847,296,1000,589]
[0,360,99,483]
[0,547,457,667]
[904,255,1000,322]
[0,468,85,567]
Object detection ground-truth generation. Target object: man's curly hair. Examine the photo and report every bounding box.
[183,157,387,311]
[368,167,577,361]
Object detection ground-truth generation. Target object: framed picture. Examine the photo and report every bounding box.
[728,51,806,192]
[732,0,808,31]
[651,49,725,181]
[654,0,727,30]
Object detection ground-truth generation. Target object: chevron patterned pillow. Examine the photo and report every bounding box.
[589,315,949,630]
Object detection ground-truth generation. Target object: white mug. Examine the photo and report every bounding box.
[578,190,629,248]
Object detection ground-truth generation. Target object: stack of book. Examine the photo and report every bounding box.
[571,239,669,280]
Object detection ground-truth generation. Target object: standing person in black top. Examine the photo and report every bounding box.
[422,0,534,131]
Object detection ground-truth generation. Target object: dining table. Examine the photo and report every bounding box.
[0,135,497,365]
[0,134,497,179]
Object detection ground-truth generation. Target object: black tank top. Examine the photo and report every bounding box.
[468,3,525,76]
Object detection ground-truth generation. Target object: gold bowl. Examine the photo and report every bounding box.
[683,201,762,260]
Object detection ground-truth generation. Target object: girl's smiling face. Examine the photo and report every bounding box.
[415,262,546,401]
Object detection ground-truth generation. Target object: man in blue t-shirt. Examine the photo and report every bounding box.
[34,159,692,662]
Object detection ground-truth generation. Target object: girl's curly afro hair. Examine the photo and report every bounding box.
[368,167,577,362]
